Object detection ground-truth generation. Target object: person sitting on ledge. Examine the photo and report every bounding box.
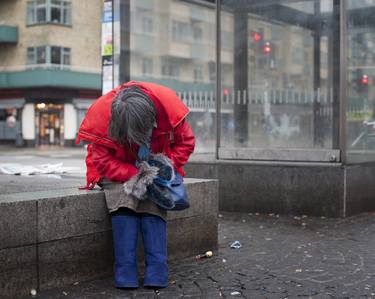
[76,81,195,289]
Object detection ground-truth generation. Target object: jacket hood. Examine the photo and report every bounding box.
[76,81,190,148]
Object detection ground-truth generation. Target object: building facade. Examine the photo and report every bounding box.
[0,0,102,146]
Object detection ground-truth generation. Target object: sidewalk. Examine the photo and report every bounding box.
[29,212,375,299]
[0,145,87,180]
[0,144,87,158]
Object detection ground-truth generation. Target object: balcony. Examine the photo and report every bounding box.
[0,25,18,43]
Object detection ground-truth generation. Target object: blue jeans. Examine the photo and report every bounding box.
[111,208,168,288]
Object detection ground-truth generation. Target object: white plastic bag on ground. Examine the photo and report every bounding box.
[0,162,72,176]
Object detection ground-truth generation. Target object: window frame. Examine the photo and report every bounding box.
[141,16,153,35]
[26,45,71,69]
[193,64,204,82]
[192,25,203,42]
[171,20,191,43]
[26,0,72,26]
[161,60,180,79]
[141,57,153,76]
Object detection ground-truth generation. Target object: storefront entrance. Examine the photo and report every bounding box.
[35,103,64,146]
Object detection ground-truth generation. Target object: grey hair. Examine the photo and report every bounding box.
[109,86,156,146]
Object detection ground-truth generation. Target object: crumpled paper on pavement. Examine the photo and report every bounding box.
[0,163,77,176]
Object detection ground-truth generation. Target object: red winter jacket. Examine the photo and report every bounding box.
[76,81,195,189]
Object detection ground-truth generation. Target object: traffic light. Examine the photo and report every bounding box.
[354,70,369,94]
[250,28,264,49]
[361,74,369,85]
[262,41,275,69]
[359,74,369,95]
[263,42,272,55]
[251,30,263,43]
[250,28,276,70]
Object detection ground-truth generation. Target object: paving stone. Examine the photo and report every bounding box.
[31,212,375,298]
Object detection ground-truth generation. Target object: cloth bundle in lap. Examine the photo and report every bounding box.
[123,153,176,209]
[122,161,159,200]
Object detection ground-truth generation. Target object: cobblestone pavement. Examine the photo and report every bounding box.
[31,212,375,299]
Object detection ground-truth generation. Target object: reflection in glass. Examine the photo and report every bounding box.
[114,0,216,154]
[346,0,375,162]
[220,0,337,151]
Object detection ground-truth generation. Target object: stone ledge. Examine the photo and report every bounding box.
[186,162,345,216]
[0,178,218,299]
[185,161,375,217]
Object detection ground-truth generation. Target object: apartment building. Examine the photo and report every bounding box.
[0,0,102,146]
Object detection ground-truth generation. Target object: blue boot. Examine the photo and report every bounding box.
[111,215,140,288]
[141,215,168,288]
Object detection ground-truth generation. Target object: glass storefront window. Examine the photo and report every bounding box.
[0,108,20,141]
[114,0,216,155]
[346,0,375,162]
[108,0,375,164]
[219,0,339,161]
[35,103,64,146]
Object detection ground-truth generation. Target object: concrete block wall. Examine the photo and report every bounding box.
[0,179,218,299]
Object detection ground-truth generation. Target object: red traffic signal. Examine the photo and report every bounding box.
[251,31,262,43]
[361,74,369,85]
[263,42,271,55]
